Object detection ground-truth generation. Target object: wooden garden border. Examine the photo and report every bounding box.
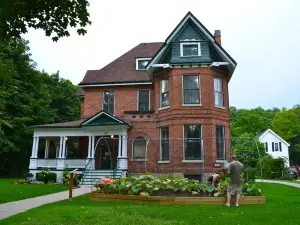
[90,192,266,205]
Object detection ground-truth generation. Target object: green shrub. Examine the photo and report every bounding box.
[37,169,56,184]
[260,155,286,179]
[21,172,34,181]
[245,167,259,181]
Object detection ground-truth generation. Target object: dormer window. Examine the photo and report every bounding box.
[180,42,201,57]
[136,58,151,70]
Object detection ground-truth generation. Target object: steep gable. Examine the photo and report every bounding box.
[147,12,236,78]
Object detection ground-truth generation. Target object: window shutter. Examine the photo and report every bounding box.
[279,142,282,152]
[272,142,274,152]
[265,142,268,152]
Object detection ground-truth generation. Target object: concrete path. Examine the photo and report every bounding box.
[256,179,300,188]
[0,187,92,220]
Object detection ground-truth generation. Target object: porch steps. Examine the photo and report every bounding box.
[80,169,123,186]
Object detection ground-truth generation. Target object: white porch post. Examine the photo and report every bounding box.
[44,139,50,158]
[59,136,63,158]
[31,137,36,158]
[91,136,95,158]
[118,135,128,172]
[88,136,92,158]
[34,137,39,158]
[62,137,67,158]
[29,136,38,174]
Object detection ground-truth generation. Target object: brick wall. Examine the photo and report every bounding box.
[80,66,231,176]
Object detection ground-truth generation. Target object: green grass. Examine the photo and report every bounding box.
[1,183,300,225]
[0,179,68,203]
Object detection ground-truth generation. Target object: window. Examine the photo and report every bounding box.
[184,125,202,160]
[272,142,281,152]
[275,143,279,151]
[214,77,224,107]
[160,80,169,108]
[138,90,150,111]
[160,127,169,161]
[133,137,146,158]
[180,42,201,57]
[265,142,268,152]
[216,126,225,160]
[103,91,115,115]
[136,58,151,70]
[183,75,200,104]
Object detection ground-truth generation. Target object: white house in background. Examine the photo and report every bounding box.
[258,129,290,167]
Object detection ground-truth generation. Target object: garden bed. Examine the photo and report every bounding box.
[90,192,266,205]
[91,174,265,205]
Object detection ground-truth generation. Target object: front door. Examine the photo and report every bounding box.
[100,143,112,169]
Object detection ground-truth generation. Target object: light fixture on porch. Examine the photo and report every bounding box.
[65,137,68,141]
[111,135,114,139]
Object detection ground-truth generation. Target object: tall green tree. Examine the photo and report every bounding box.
[0,0,91,41]
[272,108,300,142]
[0,38,80,176]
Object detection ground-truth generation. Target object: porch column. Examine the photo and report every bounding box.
[118,135,122,157]
[34,137,39,158]
[88,136,92,158]
[62,136,67,158]
[91,136,95,158]
[44,139,50,158]
[58,136,63,158]
[118,135,128,170]
[31,137,37,158]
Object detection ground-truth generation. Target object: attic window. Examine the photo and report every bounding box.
[136,58,151,70]
[180,42,201,57]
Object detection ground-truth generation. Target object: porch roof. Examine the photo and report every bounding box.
[31,111,131,129]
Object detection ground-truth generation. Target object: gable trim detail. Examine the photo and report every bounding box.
[81,111,129,126]
[258,129,290,146]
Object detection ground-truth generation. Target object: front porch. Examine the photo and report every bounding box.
[29,111,130,183]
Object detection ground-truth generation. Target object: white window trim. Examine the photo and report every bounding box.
[182,74,201,105]
[214,77,224,108]
[160,127,169,161]
[160,79,169,108]
[102,90,115,116]
[180,42,201,57]
[132,137,147,159]
[137,89,151,111]
[136,58,151,70]
[183,124,203,161]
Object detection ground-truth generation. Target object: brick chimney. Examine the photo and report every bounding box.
[214,30,221,46]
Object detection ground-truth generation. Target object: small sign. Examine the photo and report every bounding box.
[213,163,221,168]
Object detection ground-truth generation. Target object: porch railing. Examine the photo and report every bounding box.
[36,158,87,168]
[37,159,57,168]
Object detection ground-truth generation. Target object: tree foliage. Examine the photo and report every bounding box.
[0,38,80,176]
[230,106,300,165]
[0,0,91,41]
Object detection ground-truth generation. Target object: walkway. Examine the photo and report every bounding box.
[0,187,92,220]
[256,179,300,188]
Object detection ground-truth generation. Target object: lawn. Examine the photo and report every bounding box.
[1,183,300,225]
[0,179,68,203]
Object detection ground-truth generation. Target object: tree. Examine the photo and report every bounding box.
[272,108,300,142]
[0,0,91,41]
[0,38,80,176]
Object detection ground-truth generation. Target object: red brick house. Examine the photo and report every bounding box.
[29,12,236,184]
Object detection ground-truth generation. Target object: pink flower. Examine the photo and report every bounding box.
[99,177,115,185]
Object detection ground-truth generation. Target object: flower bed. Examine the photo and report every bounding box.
[90,175,265,205]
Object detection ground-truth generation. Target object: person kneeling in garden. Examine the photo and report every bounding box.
[225,155,244,207]
[208,172,224,188]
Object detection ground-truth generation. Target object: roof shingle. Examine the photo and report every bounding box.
[79,42,163,85]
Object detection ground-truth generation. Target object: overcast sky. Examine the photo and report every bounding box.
[24,0,300,109]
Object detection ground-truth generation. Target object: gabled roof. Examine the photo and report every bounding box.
[146,11,237,77]
[258,129,290,146]
[31,111,131,129]
[79,42,163,86]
